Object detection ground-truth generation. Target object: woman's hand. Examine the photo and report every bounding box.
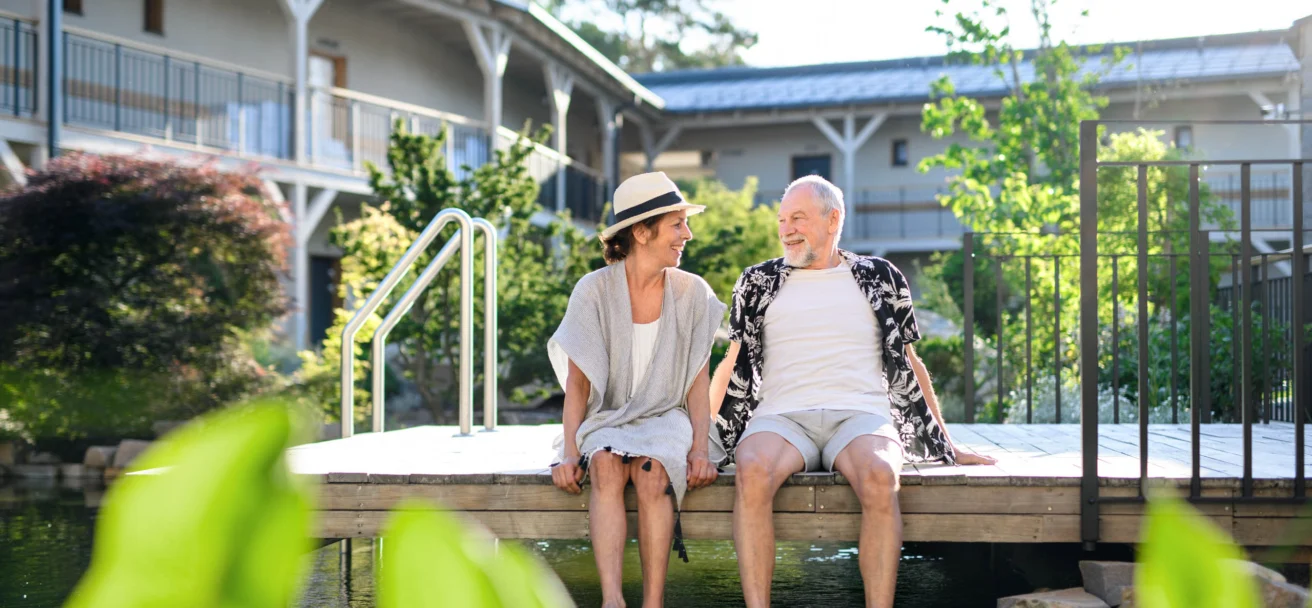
[552,455,585,494]
[954,446,998,466]
[686,449,718,490]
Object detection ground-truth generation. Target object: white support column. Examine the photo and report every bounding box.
[464,21,511,157]
[293,186,337,351]
[543,62,574,212]
[597,97,619,190]
[637,123,682,172]
[34,0,48,125]
[1287,87,1302,160]
[291,181,309,351]
[279,0,325,165]
[811,112,887,237]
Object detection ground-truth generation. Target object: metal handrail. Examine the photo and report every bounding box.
[369,218,498,435]
[339,208,474,439]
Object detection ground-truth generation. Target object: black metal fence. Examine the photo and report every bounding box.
[1073,119,1308,546]
[1216,265,1312,423]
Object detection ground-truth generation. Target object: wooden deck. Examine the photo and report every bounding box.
[288,423,1312,547]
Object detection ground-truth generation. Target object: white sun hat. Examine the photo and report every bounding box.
[599,171,705,241]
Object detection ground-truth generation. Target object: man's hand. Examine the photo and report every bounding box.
[954,447,997,466]
[687,450,718,489]
[552,455,584,494]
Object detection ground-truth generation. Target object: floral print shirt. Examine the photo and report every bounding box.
[716,250,957,465]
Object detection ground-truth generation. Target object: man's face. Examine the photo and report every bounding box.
[778,189,836,268]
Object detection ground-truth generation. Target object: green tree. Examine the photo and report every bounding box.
[542,0,758,72]
[0,154,290,439]
[299,123,599,425]
[677,177,779,306]
[917,0,1236,421]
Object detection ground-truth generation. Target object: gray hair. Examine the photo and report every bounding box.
[782,174,845,239]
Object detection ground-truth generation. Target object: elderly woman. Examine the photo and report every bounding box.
[548,171,724,608]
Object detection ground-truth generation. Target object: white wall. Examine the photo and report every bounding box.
[310,2,482,119]
[63,0,292,76]
[0,0,35,17]
[656,88,1296,202]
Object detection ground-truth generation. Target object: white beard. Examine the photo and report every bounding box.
[783,240,817,268]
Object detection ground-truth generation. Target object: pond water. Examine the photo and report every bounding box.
[2,480,1102,607]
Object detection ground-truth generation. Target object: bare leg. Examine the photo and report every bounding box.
[732,433,805,608]
[832,436,904,608]
[631,457,674,608]
[589,451,630,608]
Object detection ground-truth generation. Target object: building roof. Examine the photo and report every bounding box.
[634,30,1300,114]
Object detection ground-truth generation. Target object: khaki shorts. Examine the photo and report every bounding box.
[739,409,902,472]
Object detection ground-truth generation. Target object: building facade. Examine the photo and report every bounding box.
[1,0,1308,344]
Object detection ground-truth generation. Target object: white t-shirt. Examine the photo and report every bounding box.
[755,261,892,418]
[629,319,661,398]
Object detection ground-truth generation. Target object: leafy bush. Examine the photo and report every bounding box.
[676,177,780,309]
[297,123,600,425]
[0,154,291,439]
[64,397,572,608]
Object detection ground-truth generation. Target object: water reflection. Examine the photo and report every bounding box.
[2,480,1072,608]
[297,536,1027,607]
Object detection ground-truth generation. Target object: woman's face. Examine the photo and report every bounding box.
[634,210,693,269]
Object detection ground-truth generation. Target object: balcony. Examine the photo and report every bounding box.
[0,24,608,222]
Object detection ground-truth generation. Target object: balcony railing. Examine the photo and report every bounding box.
[1203,168,1306,229]
[848,185,964,241]
[64,30,293,158]
[0,18,36,118]
[45,28,610,221]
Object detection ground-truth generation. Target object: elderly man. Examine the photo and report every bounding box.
[709,175,995,608]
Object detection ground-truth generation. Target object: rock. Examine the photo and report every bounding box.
[1080,561,1135,606]
[1259,579,1309,608]
[1221,559,1287,584]
[1118,587,1134,608]
[83,446,118,468]
[60,464,90,479]
[27,451,60,464]
[0,441,16,466]
[103,467,123,481]
[12,464,58,479]
[998,588,1111,608]
[111,440,151,469]
[151,420,183,438]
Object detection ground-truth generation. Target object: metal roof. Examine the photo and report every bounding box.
[634,31,1300,114]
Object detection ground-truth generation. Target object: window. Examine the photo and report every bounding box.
[63,0,82,14]
[791,155,831,181]
[891,139,909,167]
[144,0,163,34]
[1173,126,1193,150]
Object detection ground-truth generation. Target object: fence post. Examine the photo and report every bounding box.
[350,99,361,172]
[963,231,975,424]
[113,43,121,132]
[13,19,21,116]
[1078,120,1100,549]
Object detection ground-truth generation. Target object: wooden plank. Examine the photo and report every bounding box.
[1099,514,1239,544]
[317,484,816,513]
[314,510,1085,543]
[1232,517,1312,546]
[815,485,1081,515]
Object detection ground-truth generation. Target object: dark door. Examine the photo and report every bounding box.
[309,255,341,350]
[792,155,832,181]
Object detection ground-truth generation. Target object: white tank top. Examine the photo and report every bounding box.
[630,319,661,398]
